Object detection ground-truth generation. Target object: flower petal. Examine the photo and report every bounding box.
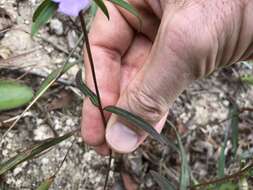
[53,0,91,16]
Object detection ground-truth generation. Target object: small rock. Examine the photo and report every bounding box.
[33,125,55,141]
[67,30,78,49]
[50,19,64,36]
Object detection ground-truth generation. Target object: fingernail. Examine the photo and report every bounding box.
[106,122,139,153]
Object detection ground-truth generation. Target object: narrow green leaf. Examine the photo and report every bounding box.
[75,70,99,107]
[33,0,53,21]
[167,121,190,190]
[36,140,74,190]
[0,80,33,111]
[93,0,109,19]
[175,130,190,189]
[104,106,178,151]
[36,176,54,190]
[0,132,74,175]
[150,171,176,190]
[229,102,239,156]
[241,75,253,85]
[32,0,58,35]
[36,63,75,96]
[110,0,141,22]
[218,127,229,178]
[89,1,98,17]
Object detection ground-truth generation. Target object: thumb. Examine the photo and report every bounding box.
[105,9,205,153]
[105,38,196,154]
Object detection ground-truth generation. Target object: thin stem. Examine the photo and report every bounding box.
[79,11,112,190]
[190,162,253,189]
[79,12,106,126]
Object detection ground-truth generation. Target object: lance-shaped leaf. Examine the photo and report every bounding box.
[110,0,141,24]
[75,70,99,107]
[167,121,190,190]
[104,106,178,151]
[36,176,55,190]
[36,140,74,190]
[175,130,190,189]
[32,0,58,35]
[0,80,33,111]
[150,170,176,190]
[93,0,109,19]
[0,132,74,175]
[36,63,75,96]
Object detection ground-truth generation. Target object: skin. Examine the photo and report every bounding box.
[81,0,253,155]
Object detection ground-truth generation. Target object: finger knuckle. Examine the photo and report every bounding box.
[126,86,167,124]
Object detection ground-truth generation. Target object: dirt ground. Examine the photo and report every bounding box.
[0,0,253,189]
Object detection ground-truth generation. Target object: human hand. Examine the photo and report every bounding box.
[81,0,253,155]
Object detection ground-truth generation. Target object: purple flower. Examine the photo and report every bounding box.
[52,0,91,17]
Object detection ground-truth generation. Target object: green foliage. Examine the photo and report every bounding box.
[93,0,140,22]
[93,0,109,19]
[219,182,237,190]
[218,126,229,178]
[218,101,239,181]
[0,132,74,176]
[241,75,253,85]
[0,80,33,111]
[229,102,239,156]
[168,122,190,190]
[110,0,140,22]
[32,0,58,35]
[36,63,75,96]
[76,73,178,150]
[89,1,98,17]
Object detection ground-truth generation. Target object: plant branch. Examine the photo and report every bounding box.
[190,162,253,189]
[78,11,112,190]
[78,12,106,126]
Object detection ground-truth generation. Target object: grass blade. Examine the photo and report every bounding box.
[89,1,98,18]
[0,80,33,111]
[36,176,55,190]
[36,63,75,96]
[104,106,178,151]
[33,0,53,21]
[150,170,176,190]
[218,126,229,178]
[93,0,109,19]
[0,34,83,144]
[167,121,190,190]
[110,0,140,20]
[36,140,75,190]
[32,0,58,35]
[0,131,74,175]
[75,70,99,107]
[229,102,239,156]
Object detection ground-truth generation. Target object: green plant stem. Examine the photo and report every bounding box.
[78,11,112,190]
[190,162,253,189]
